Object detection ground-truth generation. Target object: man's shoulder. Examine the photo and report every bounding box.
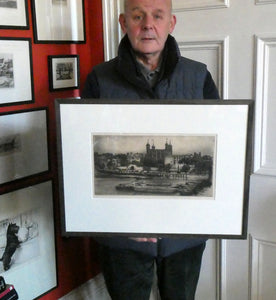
[93,57,118,73]
[178,56,207,70]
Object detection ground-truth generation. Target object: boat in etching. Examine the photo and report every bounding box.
[116,182,179,194]
[116,177,212,196]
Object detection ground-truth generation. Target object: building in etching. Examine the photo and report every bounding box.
[144,140,174,167]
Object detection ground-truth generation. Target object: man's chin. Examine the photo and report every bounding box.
[134,49,161,58]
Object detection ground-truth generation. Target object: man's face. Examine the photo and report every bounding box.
[119,0,176,58]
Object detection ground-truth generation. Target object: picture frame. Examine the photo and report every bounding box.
[0,0,29,29]
[48,55,80,91]
[0,181,57,299]
[0,37,34,107]
[55,99,254,239]
[31,0,86,44]
[0,108,49,187]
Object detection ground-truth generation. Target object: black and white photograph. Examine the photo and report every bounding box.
[0,181,56,300]
[0,108,49,186]
[56,62,73,80]
[0,134,21,156]
[0,0,17,9]
[0,0,28,29]
[93,135,216,197]
[0,38,34,106]
[0,53,14,88]
[56,99,253,237]
[48,55,79,91]
[0,208,39,272]
[32,0,85,43]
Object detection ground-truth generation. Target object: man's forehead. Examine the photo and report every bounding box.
[130,6,166,13]
[125,0,172,12]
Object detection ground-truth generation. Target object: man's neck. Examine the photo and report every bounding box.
[135,52,162,71]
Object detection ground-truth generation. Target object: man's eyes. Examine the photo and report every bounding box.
[131,13,163,21]
[154,14,163,19]
[133,14,143,20]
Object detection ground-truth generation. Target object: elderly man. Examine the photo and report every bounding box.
[82,0,219,299]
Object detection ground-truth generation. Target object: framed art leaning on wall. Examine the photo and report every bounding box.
[55,99,254,239]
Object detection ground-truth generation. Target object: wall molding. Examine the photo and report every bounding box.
[250,236,276,300]
[102,0,123,61]
[254,35,276,176]
[101,0,231,60]
[173,0,230,12]
[178,37,229,99]
[255,0,276,5]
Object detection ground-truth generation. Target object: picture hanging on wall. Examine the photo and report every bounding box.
[48,55,80,91]
[0,108,49,187]
[55,99,253,239]
[31,0,86,43]
[0,181,57,299]
[0,0,29,29]
[0,37,34,107]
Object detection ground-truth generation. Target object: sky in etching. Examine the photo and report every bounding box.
[93,135,216,156]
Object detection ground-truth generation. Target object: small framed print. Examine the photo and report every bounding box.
[0,37,34,107]
[0,0,29,29]
[48,55,80,91]
[31,0,85,43]
[0,108,49,187]
[55,99,254,239]
[0,181,57,299]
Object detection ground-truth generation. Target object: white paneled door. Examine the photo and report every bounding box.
[102,1,276,299]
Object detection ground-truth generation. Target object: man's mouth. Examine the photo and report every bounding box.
[141,37,155,41]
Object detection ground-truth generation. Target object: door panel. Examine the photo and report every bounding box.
[102,1,276,299]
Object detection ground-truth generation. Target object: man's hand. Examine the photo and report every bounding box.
[129,237,157,243]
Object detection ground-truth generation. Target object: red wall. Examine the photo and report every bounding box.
[0,0,104,298]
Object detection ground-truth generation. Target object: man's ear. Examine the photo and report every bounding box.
[119,13,127,34]
[169,15,177,34]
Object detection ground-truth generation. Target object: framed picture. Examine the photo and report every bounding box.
[55,99,254,238]
[0,181,57,299]
[48,55,80,91]
[0,0,29,29]
[0,108,49,187]
[0,37,34,107]
[31,0,85,43]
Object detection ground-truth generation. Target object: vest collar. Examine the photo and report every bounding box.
[116,35,180,88]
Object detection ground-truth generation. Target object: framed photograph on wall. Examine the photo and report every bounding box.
[0,181,57,299]
[48,55,80,91]
[0,108,49,187]
[55,99,254,239]
[0,37,34,107]
[0,0,29,29]
[31,0,85,43]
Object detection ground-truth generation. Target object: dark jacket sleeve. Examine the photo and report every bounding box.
[203,71,220,99]
[81,70,100,98]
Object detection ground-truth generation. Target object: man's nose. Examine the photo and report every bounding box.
[142,15,153,29]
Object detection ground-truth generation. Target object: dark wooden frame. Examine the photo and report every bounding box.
[55,98,254,239]
[48,55,80,91]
